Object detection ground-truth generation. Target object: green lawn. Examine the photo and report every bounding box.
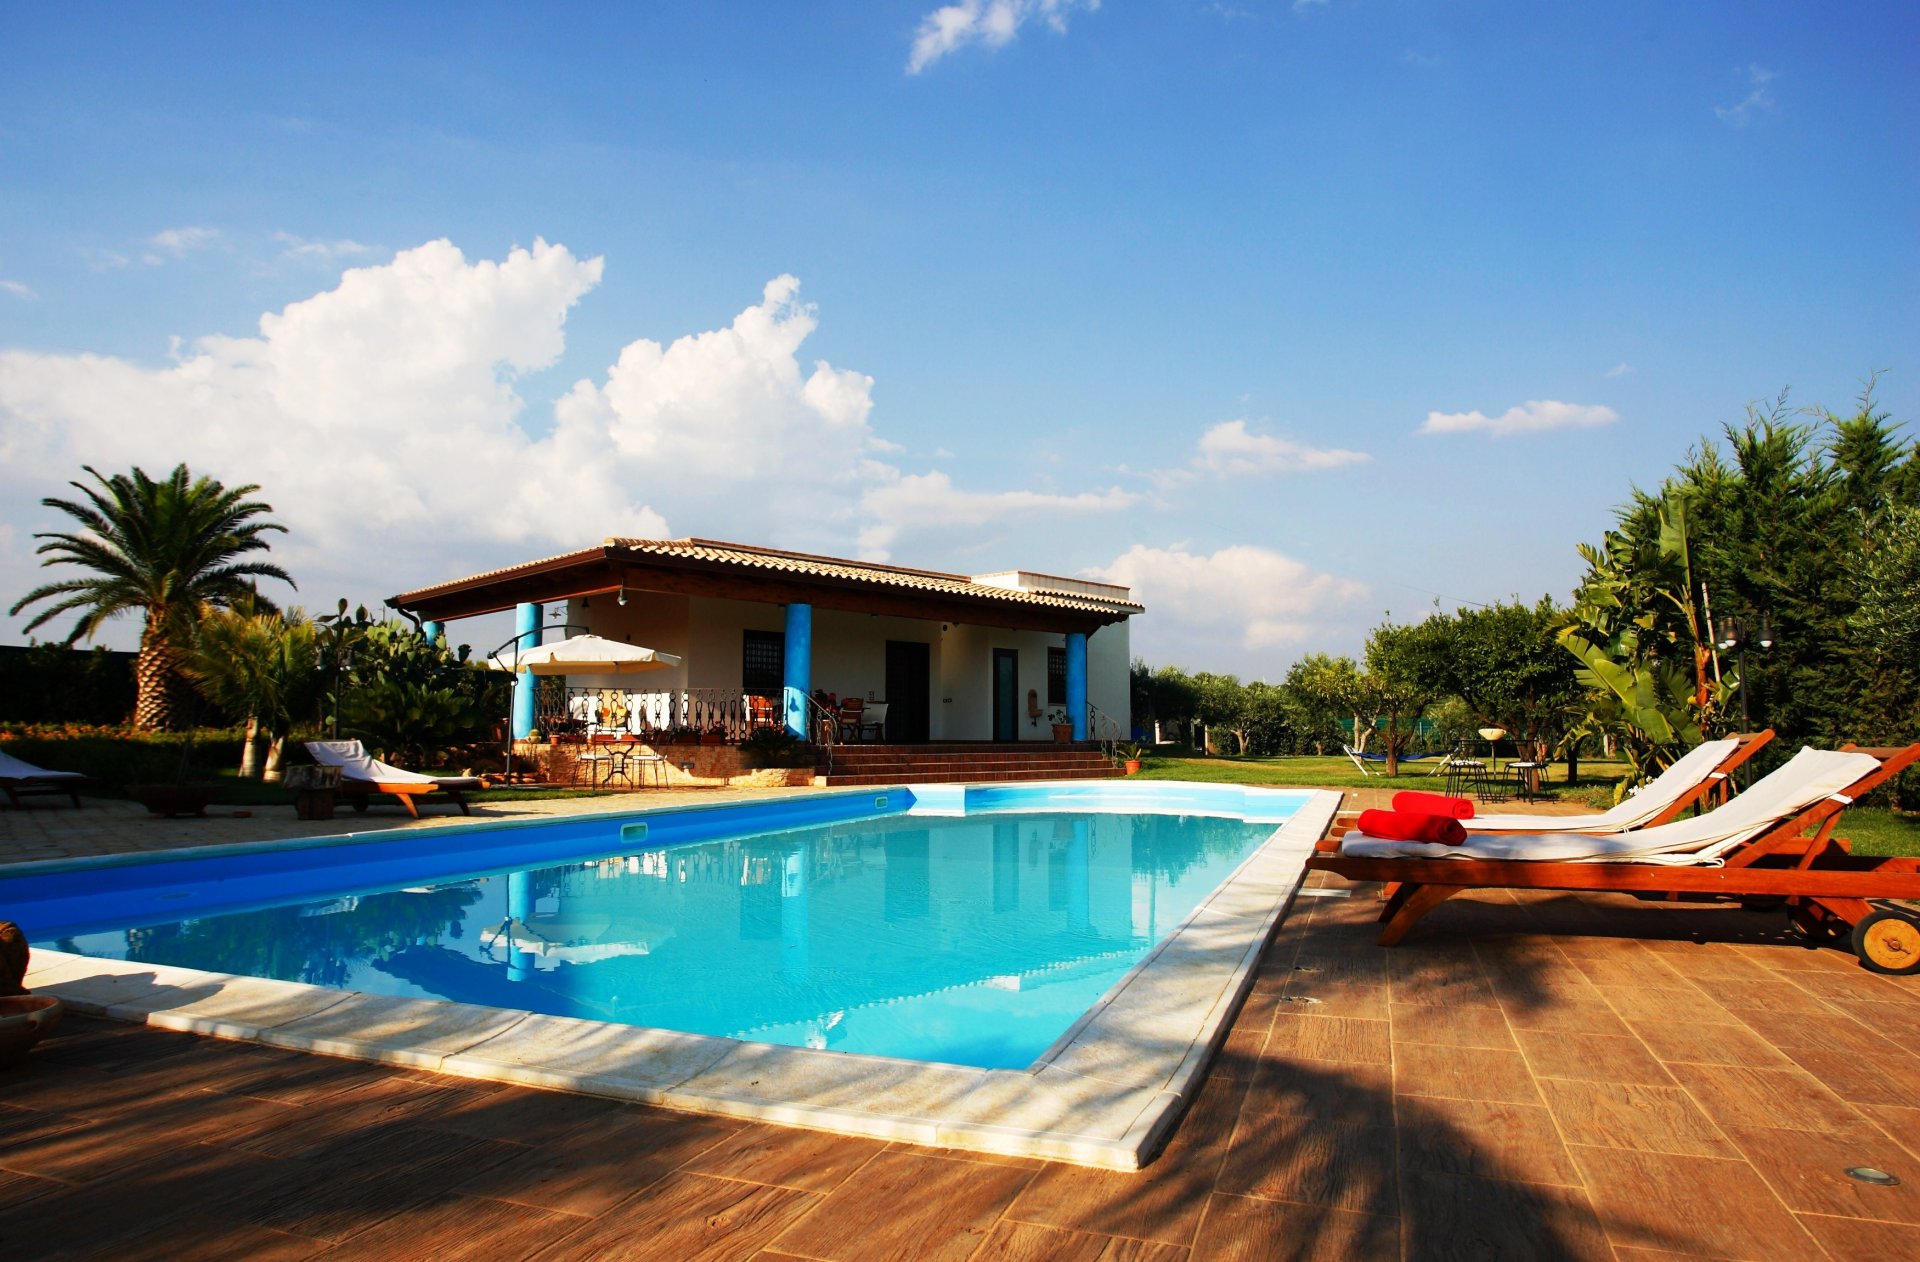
[1130,752,1920,858]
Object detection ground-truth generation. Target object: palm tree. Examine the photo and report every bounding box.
[183,604,322,778]
[9,464,293,730]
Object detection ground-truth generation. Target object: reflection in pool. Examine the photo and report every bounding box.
[68,810,1274,1068]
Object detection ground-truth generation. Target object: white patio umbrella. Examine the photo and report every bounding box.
[488,634,682,675]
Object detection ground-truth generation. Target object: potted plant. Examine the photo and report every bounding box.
[1116,742,1148,775]
[1047,708,1073,743]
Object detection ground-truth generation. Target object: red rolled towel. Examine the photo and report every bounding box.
[1356,808,1467,845]
[1391,790,1475,820]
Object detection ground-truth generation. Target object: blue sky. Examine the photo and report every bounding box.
[2,1,1914,674]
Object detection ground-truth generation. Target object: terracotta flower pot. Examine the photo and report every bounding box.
[1124,759,1142,775]
[1051,723,1073,743]
[127,784,217,818]
[0,994,65,1069]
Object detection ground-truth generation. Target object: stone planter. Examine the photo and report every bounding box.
[127,783,217,818]
[0,994,65,1069]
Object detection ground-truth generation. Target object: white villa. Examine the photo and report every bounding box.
[389,538,1140,750]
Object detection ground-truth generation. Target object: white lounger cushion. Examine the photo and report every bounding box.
[304,739,475,787]
[1466,737,1740,835]
[1344,746,1879,865]
[0,749,87,781]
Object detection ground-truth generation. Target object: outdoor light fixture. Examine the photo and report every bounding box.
[1715,612,1778,731]
[1846,1166,1900,1186]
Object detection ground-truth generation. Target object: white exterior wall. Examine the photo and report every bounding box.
[561,591,1131,741]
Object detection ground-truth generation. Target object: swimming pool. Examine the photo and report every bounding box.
[12,782,1339,1168]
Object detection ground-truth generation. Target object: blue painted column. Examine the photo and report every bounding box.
[506,869,533,982]
[783,602,813,738]
[1066,631,1089,741]
[421,620,443,646]
[1067,819,1091,931]
[510,602,540,738]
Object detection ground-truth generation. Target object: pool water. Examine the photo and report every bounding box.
[53,809,1279,1068]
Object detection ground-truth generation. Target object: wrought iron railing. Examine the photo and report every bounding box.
[1086,701,1127,754]
[532,684,784,743]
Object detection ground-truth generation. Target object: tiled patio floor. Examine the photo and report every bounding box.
[3,794,1918,1259]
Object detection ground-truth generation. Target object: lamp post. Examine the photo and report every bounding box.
[1715,612,1776,731]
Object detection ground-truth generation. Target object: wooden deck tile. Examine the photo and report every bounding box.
[1594,985,1738,1026]
[453,1107,741,1217]
[1267,1013,1392,1064]
[1535,1079,1737,1159]
[1665,1063,1868,1135]
[1396,1095,1581,1186]
[1773,1042,1920,1108]
[536,1172,817,1261]
[319,1192,588,1261]
[0,1089,300,1182]
[1004,1073,1243,1247]
[1857,1103,1920,1160]
[1214,1112,1397,1214]
[1396,1167,1612,1262]
[1389,1002,1516,1050]
[1568,1145,1826,1260]
[678,1123,887,1194]
[1623,1018,1791,1068]
[1720,1123,1920,1224]
[1513,1029,1672,1085]
[1707,978,1839,1015]
[1189,1192,1395,1262]
[1496,992,1637,1037]
[970,1220,1190,1262]
[1794,1212,1920,1256]
[1392,1042,1540,1105]
[1240,1057,1394,1120]
[768,1148,1034,1262]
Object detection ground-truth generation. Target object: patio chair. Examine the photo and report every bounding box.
[0,749,88,809]
[1465,730,1773,835]
[303,740,484,819]
[1308,742,1920,974]
[835,697,867,742]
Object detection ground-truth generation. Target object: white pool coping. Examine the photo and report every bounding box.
[21,783,1339,1171]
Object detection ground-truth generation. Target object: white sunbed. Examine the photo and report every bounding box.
[1343,746,1881,866]
[1464,736,1744,835]
[304,739,484,818]
[0,748,88,809]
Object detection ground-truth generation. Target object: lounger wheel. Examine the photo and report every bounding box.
[1852,909,1920,976]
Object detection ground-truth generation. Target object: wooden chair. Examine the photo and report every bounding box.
[1309,741,1920,974]
[746,695,779,732]
[836,697,866,742]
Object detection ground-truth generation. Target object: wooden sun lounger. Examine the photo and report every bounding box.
[339,776,479,819]
[1,775,87,809]
[1308,742,1920,974]
[1468,729,1775,834]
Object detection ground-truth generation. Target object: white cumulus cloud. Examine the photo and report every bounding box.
[1716,64,1776,127]
[907,0,1099,74]
[1420,399,1618,438]
[857,469,1138,558]
[275,232,376,264]
[0,242,1140,644]
[1179,419,1369,481]
[144,226,223,263]
[0,279,34,301]
[1088,543,1368,672]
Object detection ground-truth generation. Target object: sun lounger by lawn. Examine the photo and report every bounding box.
[0,749,88,809]
[1308,742,1920,974]
[1465,730,1772,835]
[303,740,483,819]
[1342,744,1457,778]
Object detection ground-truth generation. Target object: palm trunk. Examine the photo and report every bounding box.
[133,634,187,731]
[262,732,287,782]
[239,714,261,778]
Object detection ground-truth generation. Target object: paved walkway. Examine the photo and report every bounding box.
[3,790,1916,1259]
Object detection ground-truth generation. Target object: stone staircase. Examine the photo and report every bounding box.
[815,741,1121,787]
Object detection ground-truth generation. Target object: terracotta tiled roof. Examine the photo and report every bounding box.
[389,537,1142,617]
[606,538,1143,615]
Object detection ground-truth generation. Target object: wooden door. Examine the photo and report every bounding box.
[884,640,932,742]
[991,648,1019,743]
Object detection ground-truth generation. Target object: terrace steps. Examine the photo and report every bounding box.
[817,741,1121,787]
